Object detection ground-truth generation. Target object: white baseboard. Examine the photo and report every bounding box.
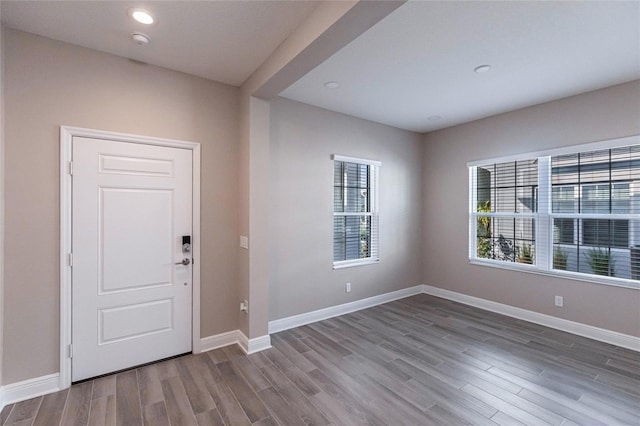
[421,284,640,352]
[268,285,424,334]
[200,330,244,352]
[200,330,271,355]
[0,373,61,410]
[240,333,272,355]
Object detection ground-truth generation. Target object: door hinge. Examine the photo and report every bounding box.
[68,161,73,175]
[68,253,73,267]
[68,344,73,358]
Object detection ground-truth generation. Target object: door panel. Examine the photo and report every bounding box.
[72,137,192,381]
[99,299,174,344]
[100,188,173,292]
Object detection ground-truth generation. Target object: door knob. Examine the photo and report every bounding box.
[175,258,191,266]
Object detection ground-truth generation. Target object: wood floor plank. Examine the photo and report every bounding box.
[309,390,363,426]
[462,383,555,426]
[403,377,498,426]
[463,375,564,425]
[422,403,477,426]
[137,364,164,408]
[0,404,13,425]
[307,368,384,425]
[357,365,435,413]
[217,361,271,423]
[60,381,93,426]
[195,355,252,426]
[87,395,116,426]
[269,334,317,373]
[261,347,322,397]
[257,387,307,426]
[153,358,179,381]
[32,389,68,426]
[258,364,330,426]
[3,419,32,426]
[174,355,216,414]
[160,375,197,425]
[516,389,607,426]
[252,416,279,426]
[4,397,41,425]
[115,371,142,426]
[595,369,640,397]
[207,381,251,426]
[491,410,527,426]
[577,392,640,425]
[543,368,639,412]
[488,368,625,425]
[195,408,225,426]
[223,345,272,393]
[141,401,170,426]
[91,376,116,400]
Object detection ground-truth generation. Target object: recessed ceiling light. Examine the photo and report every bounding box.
[324,81,340,89]
[128,8,155,25]
[474,64,492,73]
[428,115,442,121]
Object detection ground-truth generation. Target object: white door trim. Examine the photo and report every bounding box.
[59,126,201,390]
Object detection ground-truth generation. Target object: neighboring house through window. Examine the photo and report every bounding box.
[469,137,640,286]
[333,155,380,269]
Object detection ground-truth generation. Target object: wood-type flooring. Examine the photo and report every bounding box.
[1,294,639,425]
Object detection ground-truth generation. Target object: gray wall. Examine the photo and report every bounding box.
[422,80,640,337]
[3,29,241,384]
[269,97,423,320]
[0,22,4,391]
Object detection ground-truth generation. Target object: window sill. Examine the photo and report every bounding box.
[469,258,640,290]
[333,258,380,270]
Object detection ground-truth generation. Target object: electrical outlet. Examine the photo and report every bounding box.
[239,236,249,249]
[345,282,351,293]
[555,295,564,307]
[240,300,249,313]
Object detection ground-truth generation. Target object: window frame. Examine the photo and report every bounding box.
[332,154,381,269]
[468,135,640,290]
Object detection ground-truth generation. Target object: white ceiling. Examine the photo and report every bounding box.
[0,0,319,86]
[282,1,640,133]
[1,1,639,133]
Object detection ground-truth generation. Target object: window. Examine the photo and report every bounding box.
[469,137,640,287]
[474,160,538,263]
[333,155,380,268]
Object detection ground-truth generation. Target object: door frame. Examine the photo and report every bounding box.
[59,126,201,389]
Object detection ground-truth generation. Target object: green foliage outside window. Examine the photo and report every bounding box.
[553,247,568,270]
[477,201,492,259]
[587,247,616,277]
[517,244,533,264]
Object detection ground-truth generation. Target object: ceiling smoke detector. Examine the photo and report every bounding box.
[474,64,492,73]
[131,33,150,46]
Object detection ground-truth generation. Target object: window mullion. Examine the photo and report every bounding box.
[469,167,478,259]
[537,156,551,270]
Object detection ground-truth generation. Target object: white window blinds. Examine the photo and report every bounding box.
[333,155,380,268]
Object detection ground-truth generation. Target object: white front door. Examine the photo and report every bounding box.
[72,136,193,381]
